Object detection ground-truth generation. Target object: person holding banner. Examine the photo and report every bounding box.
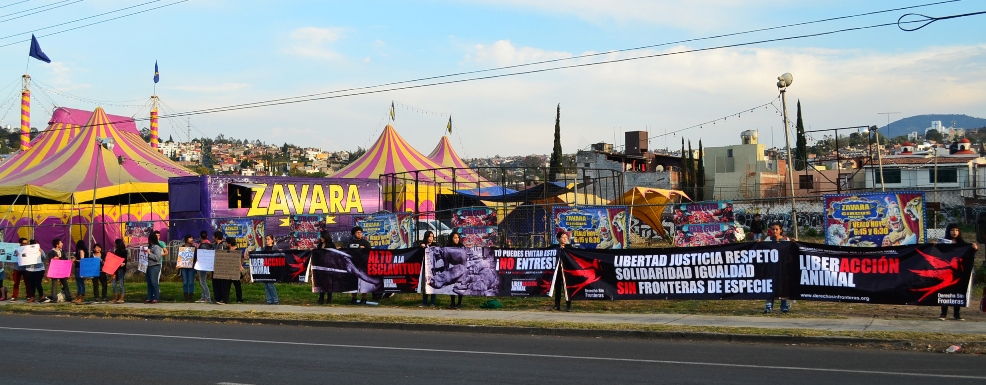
[260,235,280,305]
[194,234,214,304]
[111,239,128,304]
[760,223,793,313]
[346,226,371,305]
[145,233,167,304]
[90,244,108,303]
[419,231,438,308]
[8,238,29,302]
[179,235,197,302]
[316,230,336,305]
[25,240,47,303]
[71,240,89,304]
[446,231,465,309]
[553,230,574,312]
[937,224,977,321]
[48,239,71,303]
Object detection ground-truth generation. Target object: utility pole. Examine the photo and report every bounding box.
[877,112,900,142]
[777,73,798,239]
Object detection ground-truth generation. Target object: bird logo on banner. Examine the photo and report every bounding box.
[447,116,452,134]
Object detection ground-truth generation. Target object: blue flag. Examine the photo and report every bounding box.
[154,61,159,83]
[29,34,51,63]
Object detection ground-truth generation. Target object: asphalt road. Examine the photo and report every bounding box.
[0,314,983,385]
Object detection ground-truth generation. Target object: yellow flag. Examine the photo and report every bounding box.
[447,116,452,134]
[389,102,395,121]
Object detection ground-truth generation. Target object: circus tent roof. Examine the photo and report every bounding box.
[0,107,139,179]
[426,135,497,188]
[331,124,449,179]
[0,107,195,204]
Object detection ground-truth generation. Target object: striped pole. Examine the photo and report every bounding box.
[20,75,30,151]
[150,95,159,150]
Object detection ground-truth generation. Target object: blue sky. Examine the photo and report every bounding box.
[0,0,983,157]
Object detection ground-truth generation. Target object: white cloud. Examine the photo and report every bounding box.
[45,62,90,91]
[286,27,346,61]
[466,40,571,66]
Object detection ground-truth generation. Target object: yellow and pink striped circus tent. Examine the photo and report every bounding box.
[426,135,497,190]
[0,106,195,246]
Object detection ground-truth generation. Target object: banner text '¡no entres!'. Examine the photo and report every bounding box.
[229,183,365,216]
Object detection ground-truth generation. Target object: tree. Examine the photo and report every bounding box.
[190,165,212,175]
[346,146,366,165]
[697,140,705,201]
[678,139,686,193]
[548,104,563,181]
[926,129,944,143]
[794,100,807,171]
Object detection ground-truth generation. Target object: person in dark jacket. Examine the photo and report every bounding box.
[316,230,337,305]
[750,214,765,241]
[938,224,977,321]
[418,231,437,307]
[48,239,70,303]
[260,235,280,305]
[446,231,465,309]
[552,230,573,312]
[346,226,371,305]
[111,239,128,304]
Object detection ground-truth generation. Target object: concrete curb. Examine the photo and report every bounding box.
[1,307,949,348]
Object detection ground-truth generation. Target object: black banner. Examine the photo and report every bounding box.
[247,251,288,283]
[310,248,360,293]
[790,242,976,306]
[560,242,787,300]
[283,250,311,283]
[492,248,557,297]
[366,248,423,293]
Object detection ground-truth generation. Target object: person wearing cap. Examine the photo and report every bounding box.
[552,230,573,312]
[345,226,371,305]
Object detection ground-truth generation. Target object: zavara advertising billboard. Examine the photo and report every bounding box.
[168,176,380,250]
[424,247,555,297]
[558,242,786,300]
[790,242,976,306]
[353,213,413,249]
[824,192,926,247]
[310,248,422,293]
[552,206,628,249]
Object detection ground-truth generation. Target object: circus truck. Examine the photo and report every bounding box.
[168,175,386,250]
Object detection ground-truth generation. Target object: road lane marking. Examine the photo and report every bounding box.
[1,326,982,380]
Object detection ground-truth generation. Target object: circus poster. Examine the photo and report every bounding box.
[674,223,739,247]
[125,221,154,245]
[824,192,926,247]
[552,206,628,249]
[217,218,265,251]
[452,207,497,228]
[673,201,734,225]
[353,213,413,249]
[672,201,736,247]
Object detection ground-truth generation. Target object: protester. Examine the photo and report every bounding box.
[345,226,371,305]
[90,243,108,303]
[938,223,977,321]
[180,235,197,302]
[212,231,230,305]
[229,237,244,303]
[445,231,465,309]
[552,230,573,312]
[260,235,280,305]
[316,230,335,305]
[0,265,6,301]
[194,233,214,303]
[8,238,29,302]
[111,239,128,304]
[70,240,88,303]
[760,222,793,313]
[418,230,437,308]
[26,239,46,303]
[145,233,166,304]
[750,214,765,241]
[48,239,70,303]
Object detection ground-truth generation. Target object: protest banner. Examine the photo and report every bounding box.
[310,248,360,293]
[824,192,926,247]
[553,206,628,249]
[213,250,243,281]
[247,251,287,283]
[47,259,72,279]
[364,248,423,293]
[79,258,101,278]
[0,242,19,263]
[674,223,739,247]
[789,242,975,306]
[424,247,499,296]
[17,244,42,266]
[452,207,497,228]
[354,213,413,249]
[558,242,787,300]
[492,248,557,297]
[193,249,215,272]
[102,252,125,275]
[137,247,149,273]
[176,247,195,269]
[282,250,311,283]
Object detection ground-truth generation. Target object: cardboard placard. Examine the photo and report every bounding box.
[213,250,242,280]
[47,259,72,279]
[102,252,125,275]
[137,247,149,273]
[176,247,195,269]
[17,244,42,266]
[193,249,215,272]
[79,258,101,278]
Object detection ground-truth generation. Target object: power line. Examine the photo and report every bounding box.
[0,0,74,20]
[0,0,186,48]
[0,0,161,41]
[0,1,31,10]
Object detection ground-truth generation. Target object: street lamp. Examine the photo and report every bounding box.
[777,73,798,239]
[89,137,115,249]
[859,126,886,191]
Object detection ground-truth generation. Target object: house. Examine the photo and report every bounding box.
[702,130,787,199]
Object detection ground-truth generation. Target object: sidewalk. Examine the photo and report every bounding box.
[4,300,982,335]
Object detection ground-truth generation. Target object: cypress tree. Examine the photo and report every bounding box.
[795,100,807,171]
[697,140,705,201]
[548,104,563,181]
[687,140,695,199]
[679,139,686,192]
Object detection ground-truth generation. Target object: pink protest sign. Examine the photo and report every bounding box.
[46,259,72,279]
[102,253,125,275]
